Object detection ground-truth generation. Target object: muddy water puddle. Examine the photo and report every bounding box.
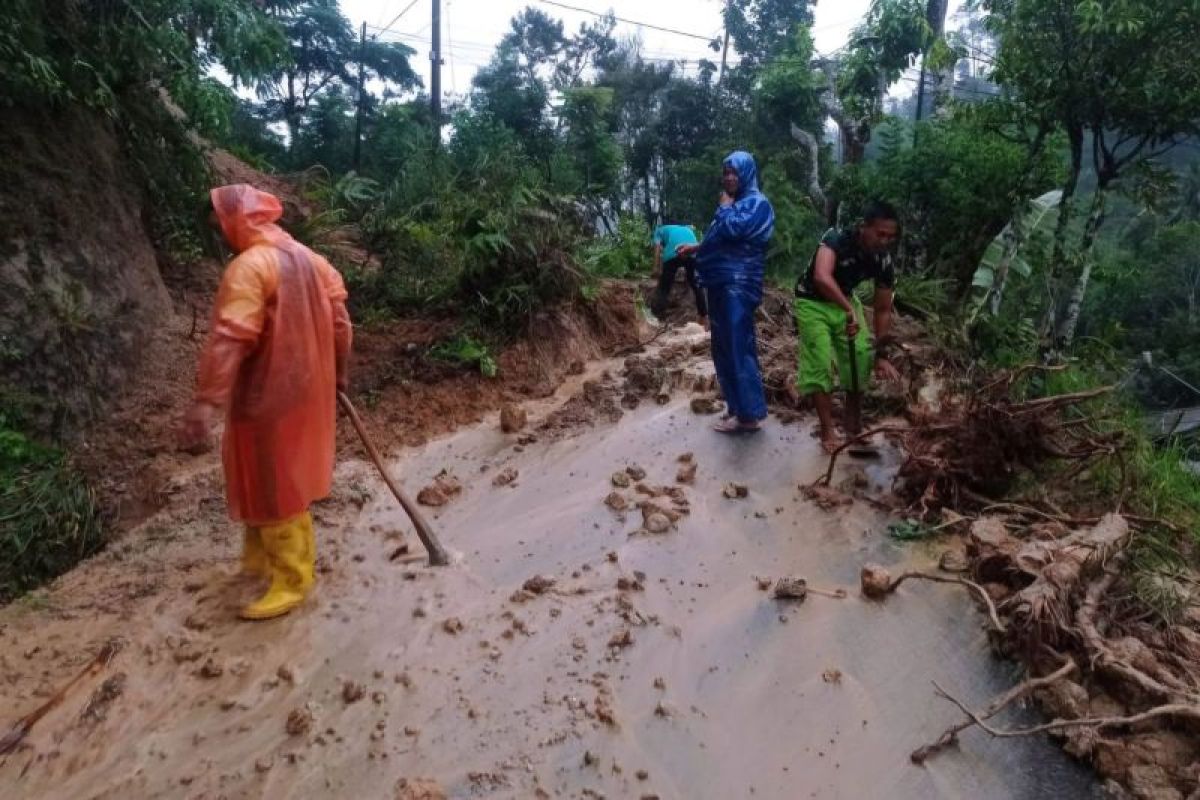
[0,327,1098,799]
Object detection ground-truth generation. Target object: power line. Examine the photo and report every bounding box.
[446,0,457,93]
[377,0,421,38]
[531,0,718,43]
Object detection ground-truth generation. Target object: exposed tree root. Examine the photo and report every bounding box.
[863,567,1006,634]
[929,681,1200,740]
[911,658,1078,763]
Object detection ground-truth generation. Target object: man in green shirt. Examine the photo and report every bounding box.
[650,222,707,327]
[794,201,903,454]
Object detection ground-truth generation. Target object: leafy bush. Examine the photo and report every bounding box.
[581,215,651,279]
[429,335,498,378]
[353,117,590,333]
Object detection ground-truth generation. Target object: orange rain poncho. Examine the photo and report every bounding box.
[195,185,352,524]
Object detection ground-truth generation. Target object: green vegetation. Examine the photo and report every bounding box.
[0,412,105,602]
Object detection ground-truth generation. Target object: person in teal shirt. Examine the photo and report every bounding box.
[650,222,706,326]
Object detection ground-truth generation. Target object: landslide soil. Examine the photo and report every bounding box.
[0,318,1101,800]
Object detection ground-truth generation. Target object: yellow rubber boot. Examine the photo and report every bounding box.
[298,513,317,591]
[240,513,314,620]
[241,526,268,576]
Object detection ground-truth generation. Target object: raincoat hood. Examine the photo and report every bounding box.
[724,151,760,199]
[211,184,289,253]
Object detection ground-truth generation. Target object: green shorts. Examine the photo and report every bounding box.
[794,296,872,395]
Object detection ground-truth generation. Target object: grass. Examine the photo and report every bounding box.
[1,413,107,603]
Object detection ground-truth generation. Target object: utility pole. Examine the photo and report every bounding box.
[913,54,927,142]
[431,0,443,151]
[353,21,367,171]
[717,0,731,87]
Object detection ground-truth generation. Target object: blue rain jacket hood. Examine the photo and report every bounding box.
[696,151,775,300]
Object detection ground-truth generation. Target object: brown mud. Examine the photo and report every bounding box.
[0,319,1101,799]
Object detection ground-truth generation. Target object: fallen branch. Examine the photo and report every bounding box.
[911,658,1078,764]
[0,639,122,756]
[814,426,909,486]
[931,680,1200,739]
[883,571,1007,634]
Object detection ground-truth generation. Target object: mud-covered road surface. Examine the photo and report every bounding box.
[0,324,1100,799]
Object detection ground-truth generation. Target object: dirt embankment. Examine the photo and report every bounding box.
[0,105,172,438]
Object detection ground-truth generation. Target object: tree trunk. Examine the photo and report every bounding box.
[1055,187,1109,350]
[1040,125,1084,337]
[789,123,828,217]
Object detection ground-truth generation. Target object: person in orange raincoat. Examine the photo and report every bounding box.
[178,184,352,620]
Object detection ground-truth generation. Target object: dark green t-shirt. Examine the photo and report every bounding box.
[795,227,895,300]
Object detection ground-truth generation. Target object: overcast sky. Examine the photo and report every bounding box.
[336,0,966,100]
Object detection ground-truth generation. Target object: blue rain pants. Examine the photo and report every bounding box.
[708,284,767,423]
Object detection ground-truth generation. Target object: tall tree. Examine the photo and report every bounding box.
[257,0,419,147]
[982,0,1200,350]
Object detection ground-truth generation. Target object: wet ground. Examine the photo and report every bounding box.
[0,324,1100,799]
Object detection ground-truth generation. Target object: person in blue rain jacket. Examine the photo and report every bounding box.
[677,151,775,434]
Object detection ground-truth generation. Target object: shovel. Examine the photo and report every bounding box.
[338,392,451,567]
[846,321,881,460]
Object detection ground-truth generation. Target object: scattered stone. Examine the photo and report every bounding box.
[81,673,126,723]
[583,750,598,767]
[611,471,632,489]
[417,472,462,507]
[822,669,843,685]
[500,404,528,433]
[860,565,892,599]
[606,551,619,563]
[625,465,647,481]
[173,648,205,664]
[773,577,809,601]
[616,576,644,592]
[643,513,672,535]
[198,659,224,679]
[755,577,773,592]
[637,769,650,780]
[286,706,314,737]
[523,575,556,595]
[608,629,634,649]
[394,777,447,800]
[442,618,465,635]
[404,725,421,736]
[802,484,852,510]
[677,452,693,463]
[676,462,697,485]
[654,702,673,718]
[653,677,666,690]
[509,589,536,604]
[413,605,429,618]
[342,680,366,704]
[492,467,520,487]
[255,756,274,773]
[183,614,210,632]
[594,693,617,726]
[690,397,723,415]
[604,492,629,512]
[722,483,749,499]
[395,672,413,688]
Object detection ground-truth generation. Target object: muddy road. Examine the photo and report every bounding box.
[0,325,1099,799]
